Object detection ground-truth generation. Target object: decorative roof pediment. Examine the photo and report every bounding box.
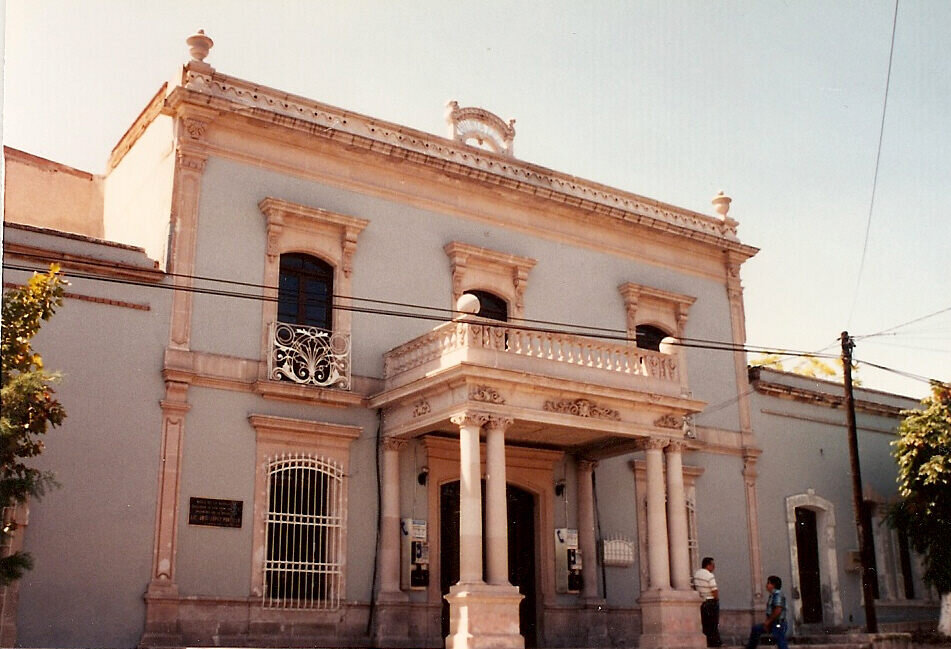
[446,101,516,157]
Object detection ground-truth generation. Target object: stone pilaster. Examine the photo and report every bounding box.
[576,458,609,645]
[141,380,191,646]
[743,450,765,604]
[373,437,411,647]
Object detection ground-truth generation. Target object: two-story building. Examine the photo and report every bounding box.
[1,32,935,649]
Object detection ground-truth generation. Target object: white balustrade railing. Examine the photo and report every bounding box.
[383,320,678,384]
[269,322,351,389]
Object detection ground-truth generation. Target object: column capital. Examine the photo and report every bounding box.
[450,411,490,428]
[640,437,670,451]
[484,416,514,433]
[381,437,408,453]
[577,458,599,472]
[665,439,689,454]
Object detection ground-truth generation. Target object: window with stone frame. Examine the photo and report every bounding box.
[264,453,343,609]
[259,198,367,390]
[249,415,360,611]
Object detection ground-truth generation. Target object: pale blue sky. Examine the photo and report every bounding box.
[3,1,949,397]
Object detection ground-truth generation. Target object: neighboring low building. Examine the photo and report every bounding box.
[749,366,938,635]
[0,32,937,649]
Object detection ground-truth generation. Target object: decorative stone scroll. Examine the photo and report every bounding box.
[446,100,516,157]
[470,384,505,404]
[543,398,620,421]
[653,414,682,429]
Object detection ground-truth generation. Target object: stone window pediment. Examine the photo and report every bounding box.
[618,283,696,343]
[444,241,536,321]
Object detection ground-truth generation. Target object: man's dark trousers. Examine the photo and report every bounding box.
[700,598,722,647]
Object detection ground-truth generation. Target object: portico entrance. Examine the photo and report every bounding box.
[440,482,538,647]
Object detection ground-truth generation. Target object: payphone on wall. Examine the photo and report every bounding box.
[400,518,430,590]
[554,528,582,593]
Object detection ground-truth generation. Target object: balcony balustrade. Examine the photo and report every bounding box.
[382,320,681,393]
[268,321,351,389]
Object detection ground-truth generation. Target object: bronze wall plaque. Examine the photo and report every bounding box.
[188,497,243,528]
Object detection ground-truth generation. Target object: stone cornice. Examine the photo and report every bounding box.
[163,74,758,260]
[749,371,908,418]
[108,83,169,170]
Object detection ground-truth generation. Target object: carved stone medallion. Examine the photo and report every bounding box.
[470,384,505,404]
[653,414,682,429]
[543,398,620,421]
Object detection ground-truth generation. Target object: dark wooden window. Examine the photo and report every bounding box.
[464,290,508,322]
[278,253,333,330]
[635,324,669,351]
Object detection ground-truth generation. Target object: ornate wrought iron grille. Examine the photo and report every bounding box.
[263,453,344,610]
[268,322,351,389]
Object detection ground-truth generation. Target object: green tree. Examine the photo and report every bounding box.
[0,265,67,585]
[887,381,951,636]
[749,352,860,385]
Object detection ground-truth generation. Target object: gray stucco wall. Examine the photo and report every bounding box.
[175,386,380,602]
[751,385,919,629]
[179,154,751,610]
[8,267,170,648]
[188,156,743,420]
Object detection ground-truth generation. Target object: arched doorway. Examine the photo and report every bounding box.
[785,492,844,630]
[440,481,538,647]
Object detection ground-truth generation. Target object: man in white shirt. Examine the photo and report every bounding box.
[693,557,723,647]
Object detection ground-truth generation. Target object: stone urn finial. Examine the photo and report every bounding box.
[187,29,214,63]
[712,190,732,218]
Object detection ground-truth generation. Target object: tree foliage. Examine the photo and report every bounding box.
[749,352,860,385]
[0,265,67,585]
[887,381,951,599]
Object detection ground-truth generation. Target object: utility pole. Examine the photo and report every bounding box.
[841,331,878,633]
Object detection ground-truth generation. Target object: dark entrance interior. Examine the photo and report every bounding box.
[795,507,824,624]
[440,481,538,647]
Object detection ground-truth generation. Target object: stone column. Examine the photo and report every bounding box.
[485,417,513,586]
[645,438,671,591]
[446,413,524,649]
[576,458,599,600]
[638,437,704,649]
[451,412,489,584]
[380,437,407,595]
[665,441,691,590]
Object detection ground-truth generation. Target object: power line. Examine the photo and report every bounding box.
[847,0,900,327]
[854,357,946,387]
[855,305,951,340]
[6,249,853,356]
[3,260,844,361]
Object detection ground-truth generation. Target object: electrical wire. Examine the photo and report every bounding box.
[847,0,900,327]
[3,259,845,360]
[4,249,843,355]
[854,357,946,386]
[8,260,944,385]
[855,305,951,340]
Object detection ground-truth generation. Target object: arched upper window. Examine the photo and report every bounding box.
[464,290,508,322]
[278,253,333,330]
[635,324,669,352]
